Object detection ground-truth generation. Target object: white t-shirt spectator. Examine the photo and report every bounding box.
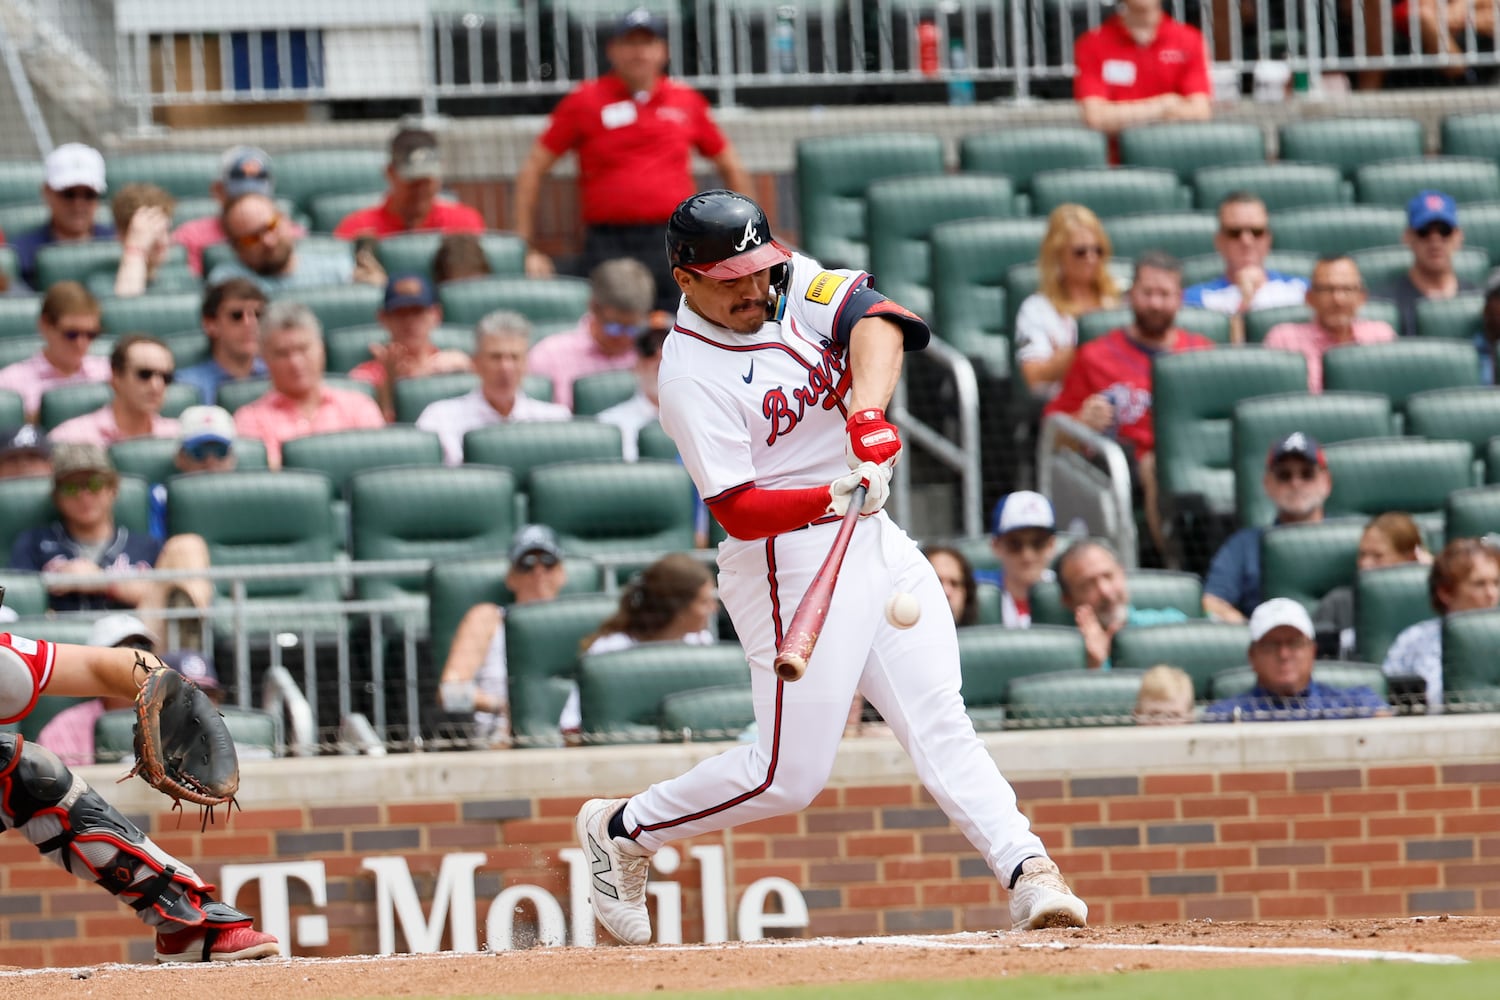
[560,629,715,734]
[415,389,571,465]
[1013,294,1079,399]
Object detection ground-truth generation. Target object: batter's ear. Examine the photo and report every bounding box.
[672,266,694,295]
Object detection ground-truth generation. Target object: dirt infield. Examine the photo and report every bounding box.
[2,917,1497,1000]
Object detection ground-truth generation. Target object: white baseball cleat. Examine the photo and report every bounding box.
[1008,856,1089,930]
[576,797,654,945]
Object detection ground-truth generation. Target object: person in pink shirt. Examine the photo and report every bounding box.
[333,127,485,239]
[0,281,110,421]
[234,300,385,467]
[349,273,472,420]
[527,257,654,411]
[50,335,181,447]
[1264,255,1398,393]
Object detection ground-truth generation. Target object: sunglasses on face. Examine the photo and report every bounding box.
[1002,532,1052,554]
[515,551,560,571]
[56,187,100,202]
[61,327,101,342]
[1069,245,1103,260]
[183,440,231,462]
[56,475,112,497]
[1272,465,1319,484]
[1416,223,1455,239]
[131,367,175,384]
[601,321,646,338]
[231,213,282,249]
[225,306,263,323]
[1222,225,1268,240]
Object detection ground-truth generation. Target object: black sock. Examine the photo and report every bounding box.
[607,804,631,841]
[1008,858,1034,890]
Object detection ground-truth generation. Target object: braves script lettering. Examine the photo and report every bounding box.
[760,341,849,445]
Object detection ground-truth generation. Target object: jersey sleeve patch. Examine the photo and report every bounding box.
[804,271,848,305]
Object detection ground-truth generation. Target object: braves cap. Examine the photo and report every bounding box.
[221,146,274,199]
[991,490,1056,537]
[614,7,667,38]
[1248,597,1315,642]
[162,650,220,689]
[88,613,158,650]
[45,143,106,193]
[1266,431,1325,469]
[178,405,236,449]
[508,523,564,563]
[0,424,50,461]
[1408,190,1459,231]
[391,128,442,180]
[383,273,437,310]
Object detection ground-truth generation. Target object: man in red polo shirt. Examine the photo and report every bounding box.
[513,7,751,310]
[1074,0,1212,138]
[334,127,486,239]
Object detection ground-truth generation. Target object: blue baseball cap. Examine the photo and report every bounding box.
[614,7,667,39]
[383,273,437,310]
[1408,190,1459,231]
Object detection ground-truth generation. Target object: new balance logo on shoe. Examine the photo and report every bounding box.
[587,832,620,900]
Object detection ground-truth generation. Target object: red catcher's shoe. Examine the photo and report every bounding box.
[155,923,280,963]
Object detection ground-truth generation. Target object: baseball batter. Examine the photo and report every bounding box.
[576,191,1087,945]
[0,610,279,963]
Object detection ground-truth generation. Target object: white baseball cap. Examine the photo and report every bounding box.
[992,490,1056,537]
[177,405,236,448]
[45,143,106,193]
[1248,598,1315,643]
[88,613,157,650]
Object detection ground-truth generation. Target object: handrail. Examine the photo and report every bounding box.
[261,665,319,758]
[889,335,984,538]
[1036,411,1138,568]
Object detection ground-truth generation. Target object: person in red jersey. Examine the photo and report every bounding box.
[334,127,485,239]
[1074,0,1211,142]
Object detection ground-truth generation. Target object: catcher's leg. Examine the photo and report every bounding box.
[0,734,278,962]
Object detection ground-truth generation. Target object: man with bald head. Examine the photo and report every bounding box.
[207,192,383,293]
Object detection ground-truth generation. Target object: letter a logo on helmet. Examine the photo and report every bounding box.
[732,218,762,253]
[667,189,790,281]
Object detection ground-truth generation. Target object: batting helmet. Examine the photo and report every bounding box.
[666,190,791,280]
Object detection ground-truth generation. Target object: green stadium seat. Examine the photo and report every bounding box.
[104,152,222,200]
[86,264,202,301]
[1119,122,1267,182]
[1005,670,1145,729]
[1103,212,1218,262]
[1278,118,1425,179]
[929,216,1049,377]
[294,284,382,333]
[0,473,150,559]
[636,420,678,461]
[0,296,41,340]
[1442,608,1500,710]
[0,247,19,288]
[1267,205,1407,257]
[0,571,48,617]
[5,616,95,647]
[0,159,44,206]
[1355,157,1500,208]
[349,465,516,600]
[1446,484,1500,541]
[1030,167,1188,220]
[1351,245,1490,296]
[579,642,749,745]
[171,197,220,226]
[95,704,283,762]
[1261,518,1368,613]
[527,460,697,559]
[504,593,619,748]
[956,625,1088,730]
[438,276,591,336]
[973,582,1004,625]
[1208,662,1387,702]
[212,374,375,416]
[796,133,945,271]
[393,372,477,423]
[273,149,389,215]
[322,323,474,375]
[17,694,90,743]
[1153,348,1309,531]
[1354,564,1432,666]
[1231,392,1393,527]
[34,241,120,290]
[571,369,637,417]
[1109,621,1251,699]
[1323,437,1473,520]
[659,684,756,743]
[0,338,40,367]
[1076,305,1230,345]
[307,191,387,233]
[1458,201,1500,263]
[866,174,1016,320]
[1322,340,1480,415]
[0,388,22,426]
[463,420,623,489]
[1441,111,1500,161]
[1191,162,1350,212]
[108,435,268,484]
[99,292,203,338]
[1028,569,1205,627]
[1407,387,1500,466]
[959,127,1107,204]
[375,231,527,280]
[1415,293,1485,340]
[38,382,109,429]
[282,426,443,498]
[1244,299,1401,344]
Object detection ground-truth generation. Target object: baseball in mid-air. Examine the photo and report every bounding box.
[885,591,921,629]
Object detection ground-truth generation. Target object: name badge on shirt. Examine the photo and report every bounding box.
[601,100,638,129]
[1102,59,1137,86]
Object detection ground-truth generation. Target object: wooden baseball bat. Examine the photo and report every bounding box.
[773,484,866,682]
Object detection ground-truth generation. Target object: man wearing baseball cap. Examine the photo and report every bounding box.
[1374,190,1476,337]
[1204,597,1388,721]
[1203,432,1331,623]
[172,145,304,276]
[351,273,472,420]
[0,424,51,480]
[10,142,114,289]
[148,405,239,541]
[978,491,1059,628]
[334,127,485,239]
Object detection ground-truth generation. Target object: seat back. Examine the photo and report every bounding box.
[1077,306,1229,347]
[1119,122,1266,181]
[1355,157,1500,207]
[1323,437,1473,521]
[100,292,203,338]
[1442,608,1500,710]
[1109,621,1252,699]
[1354,563,1433,666]
[1006,670,1145,729]
[17,694,90,743]
[955,625,1087,729]
[438,276,591,335]
[294,283,383,333]
[282,427,443,496]
[1350,245,1490,296]
[1441,111,1500,161]
[1407,387,1500,464]
[0,297,40,340]
[1278,118,1425,179]
[1103,212,1218,262]
[462,420,623,490]
[108,435,267,484]
[527,460,697,558]
[393,372,478,423]
[1461,200,1500,264]
[1414,293,1484,340]
[38,382,110,430]
[929,216,1048,371]
[0,473,150,559]
[579,641,750,745]
[0,571,47,617]
[1322,340,1480,414]
[1267,205,1406,256]
[571,370,638,417]
[1191,162,1348,212]
[504,593,620,747]
[374,231,527,280]
[1446,485,1500,541]
[659,684,756,743]
[636,420,679,461]
[1260,518,1368,613]
[1208,662,1387,702]
[0,388,19,427]
[307,190,385,232]
[1028,569,1204,627]
[274,149,389,214]
[95,705,284,762]
[959,127,1108,199]
[795,133,945,270]
[1245,300,1401,344]
[0,159,44,205]
[1030,166,1186,219]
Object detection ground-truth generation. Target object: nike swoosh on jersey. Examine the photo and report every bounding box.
[742,360,755,383]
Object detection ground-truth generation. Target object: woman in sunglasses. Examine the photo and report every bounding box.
[1014,204,1121,401]
[0,281,110,422]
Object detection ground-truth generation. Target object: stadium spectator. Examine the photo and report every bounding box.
[333,127,485,239]
[1202,432,1330,623]
[1015,204,1122,399]
[350,274,472,421]
[171,146,301,276]
[1265,255,1397,393]
[50,336,180,447]
[922,544,980,628]
[597,311,671,461]
[1204,598,1388,721]
[35,613,159,766]
[0,281,109,422]
[1382,537,1500,713]
[1132,664,1196,725]
[1313,512,1430,658]
[529,258,655,411]
[512,7,751,308]
[147,406,239,542]
[109,183,176,298]
[432,233,492,284]
[9,143,114,289]
[1183,192,1308,341]
[208,192,383,293]
[1375,190,1475,337]
[1478,271,1500,384]
[1044,251,1213,559]
[437,524,570,748]
[415,310,570,465]
[1073,0,1211,141]
[232,301,384,468]
[176,278,269,405]
[976,491,1058,628]
[0,425,50,480]
[8,443,214,622]
[1393,0,1497,77]
[1057,540,1188,671]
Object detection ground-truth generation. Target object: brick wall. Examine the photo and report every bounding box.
[2,720,1496,966]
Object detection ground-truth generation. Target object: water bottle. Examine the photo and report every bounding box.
[917,19,940,76]
[774,6,797,75]
[947,38,975,105]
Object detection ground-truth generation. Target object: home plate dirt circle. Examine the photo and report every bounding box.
[3,917,1498,1000]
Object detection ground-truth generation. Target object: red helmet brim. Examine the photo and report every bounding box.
[682,240,792,280]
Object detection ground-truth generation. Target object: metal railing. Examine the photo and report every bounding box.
[889,333,984,538]
[1035,410,1138,566]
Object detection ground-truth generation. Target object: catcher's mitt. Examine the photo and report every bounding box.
[127,667,240,826]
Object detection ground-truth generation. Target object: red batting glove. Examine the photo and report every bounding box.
[845,408,902,469]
